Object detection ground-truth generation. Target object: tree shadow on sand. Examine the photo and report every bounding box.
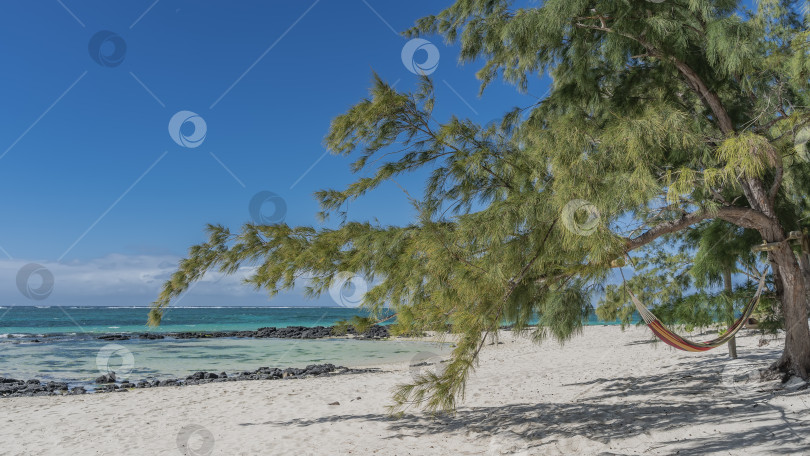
[242,350,809,454]
[245,397,807,454]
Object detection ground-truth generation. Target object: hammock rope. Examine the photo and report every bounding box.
[625,269,768,352]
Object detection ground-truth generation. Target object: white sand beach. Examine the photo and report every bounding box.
[2,326,808,456]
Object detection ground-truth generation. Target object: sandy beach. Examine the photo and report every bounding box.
[2,325,808,456]
[3,1,810,455]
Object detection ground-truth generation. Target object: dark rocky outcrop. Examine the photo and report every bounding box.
[0,378,73,397]
[0,364,380,398]
[95,372,116,384]
[98,324,390,342]
[97,334,130,341]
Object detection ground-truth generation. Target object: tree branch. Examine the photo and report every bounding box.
[573,20,735,135]
[625,207,777,252]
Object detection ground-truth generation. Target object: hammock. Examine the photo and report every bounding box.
[626,271,768,352]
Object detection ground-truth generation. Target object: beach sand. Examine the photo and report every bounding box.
[2,326,808,455]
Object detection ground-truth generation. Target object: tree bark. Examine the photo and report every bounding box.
[768,242,810,378]
[724,269,737,359]
[800,234,810,313]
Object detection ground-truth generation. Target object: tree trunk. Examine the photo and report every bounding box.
[734,174,810,378]
[724,269,737,359]
[769,243,810,379]
[799,234,810,313]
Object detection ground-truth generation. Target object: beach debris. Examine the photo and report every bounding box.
[328,401,340,406]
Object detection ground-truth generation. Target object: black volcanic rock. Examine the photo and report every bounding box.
[91,324,391,343]
[98,334,130,341]
[164,324,389,341]
[95,372,116,384]
[1,363,381,398]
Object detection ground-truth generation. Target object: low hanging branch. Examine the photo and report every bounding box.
[154,1,810,411]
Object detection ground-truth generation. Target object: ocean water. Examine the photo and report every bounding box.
[0,306,630,387]
[0,336,450,388]
[0,306,449,387]
[0,306,392,336]
[0,306,630,337]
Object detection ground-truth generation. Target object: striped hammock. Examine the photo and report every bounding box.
[626,272,768,352]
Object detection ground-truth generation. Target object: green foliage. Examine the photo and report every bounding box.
[597,219,779,333]
[153,1,810,411]
[333,316,378,335]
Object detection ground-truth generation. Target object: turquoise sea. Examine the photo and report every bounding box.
[0,306,631,388]
[0,306,394,336]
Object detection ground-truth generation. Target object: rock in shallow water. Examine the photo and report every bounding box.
[95,372,116,384]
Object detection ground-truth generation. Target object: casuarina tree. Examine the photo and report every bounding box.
[151,1,810,411]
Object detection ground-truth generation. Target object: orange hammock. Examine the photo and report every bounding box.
[626,271,767,352]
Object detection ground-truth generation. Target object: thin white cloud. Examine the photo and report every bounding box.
[0,255,331,307]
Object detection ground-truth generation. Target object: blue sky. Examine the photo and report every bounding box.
[0,0,547,307]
